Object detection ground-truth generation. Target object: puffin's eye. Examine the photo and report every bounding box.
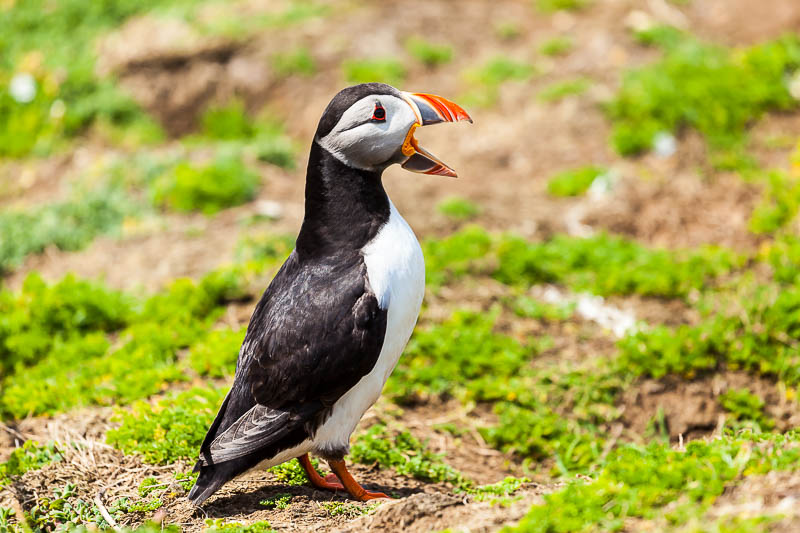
[372,103,386,121]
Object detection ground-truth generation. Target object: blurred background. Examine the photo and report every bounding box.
[3,0,799,289]
[3,0,800,531]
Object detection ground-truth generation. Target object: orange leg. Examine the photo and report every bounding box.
[327,459,391,501]
[297,454,343,491]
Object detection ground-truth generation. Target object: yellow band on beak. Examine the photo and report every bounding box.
[401,123,419,157]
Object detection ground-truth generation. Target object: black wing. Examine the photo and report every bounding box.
[195,250,387,467]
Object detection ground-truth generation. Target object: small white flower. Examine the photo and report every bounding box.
[653,131,677,158]
[9,72,37,103]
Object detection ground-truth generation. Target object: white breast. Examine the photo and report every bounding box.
[310,200,425,454]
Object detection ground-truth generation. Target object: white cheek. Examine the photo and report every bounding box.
[317,96,418,170]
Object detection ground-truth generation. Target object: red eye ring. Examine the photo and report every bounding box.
[372,103,386,121]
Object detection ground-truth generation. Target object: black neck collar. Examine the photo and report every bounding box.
[295,142,391,259]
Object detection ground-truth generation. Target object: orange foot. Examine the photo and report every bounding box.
[328,458,391,501]
[298,454,343,491]
[296,454,391,501]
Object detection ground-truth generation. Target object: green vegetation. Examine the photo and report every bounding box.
[0,183,137,274]
[720,388,774,430]
[546,166,605,196]
[748,171,800,234]
[512,296,574,321]
[422,226,739,298]
[269,456,323,486]
[196,104,296,169]
[150,155,261,215]
[493,233,738,298]
[387,310,621,473]
[260,493,292,510]
[0,441,64,486]
[0,273,132,375]
[200,101,259,140]
[192,0,329,37]
[538,78,591,102]
[343,58,407,86]
[0,0,175,157]
[387,310,534,404]
[539,36,573,56]
[1,268,248,418]
[436,196,481,221]
[319,501,381,517]
[608,31,800,155]
[762,233,800,284]
[462,57,536,107]
[205,519,275,533]
[188,327,246,378]
[535,0,590,13]
[271,47,316,77]
[107,387,226,464]
[617,283,800,385]
[495,22,522,41]
[406,37,454,67]
[506,431,800,532]
[467,476,530,503]
[351,424,470,488]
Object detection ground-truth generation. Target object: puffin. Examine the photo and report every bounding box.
[188,82,472,505]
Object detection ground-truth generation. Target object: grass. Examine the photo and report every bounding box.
[259,493,292,510]
[271,47,316,77]
[495,22,522,41]
[343,58,407,86]
[205,519,275,533]
[462,57,536,107]
[0,0,179,157]
[0,266,256,419]
[616,282,800,386]
[506,431,800,532]
[608,30,800,156]
[150,155,261,215]
[546,166,606,197]
[436,196,481,221]
[387,310,622,473]
[3,212,800,530]
[720,389,774,431]
[538,78,591,102]
[539,36,573,56]
[534,0,590,13]
[0,441,64,486]
[0,182,139,274]
[748,171,800,234]
[422,226,740,298]
[406,37,453,67]
[107,387,227,464]
[351,424,470,489]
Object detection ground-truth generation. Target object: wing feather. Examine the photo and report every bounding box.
[196,250,387,466]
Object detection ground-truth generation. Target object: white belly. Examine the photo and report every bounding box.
[310,199,425,454]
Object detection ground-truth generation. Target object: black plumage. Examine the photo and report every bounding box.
[188,94,394,505]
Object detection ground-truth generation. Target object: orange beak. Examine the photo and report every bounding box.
[400,92,472,178]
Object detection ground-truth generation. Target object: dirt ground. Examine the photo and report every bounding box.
[3,0,800,531]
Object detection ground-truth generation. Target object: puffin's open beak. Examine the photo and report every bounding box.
[400,92,472,178]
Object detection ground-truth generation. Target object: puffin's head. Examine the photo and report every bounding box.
[315,83,472,177]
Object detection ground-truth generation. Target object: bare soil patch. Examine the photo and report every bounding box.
[682,0,800,46]
[620,371,800,443]
[582,170,762,251]
[332,487,548,533]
